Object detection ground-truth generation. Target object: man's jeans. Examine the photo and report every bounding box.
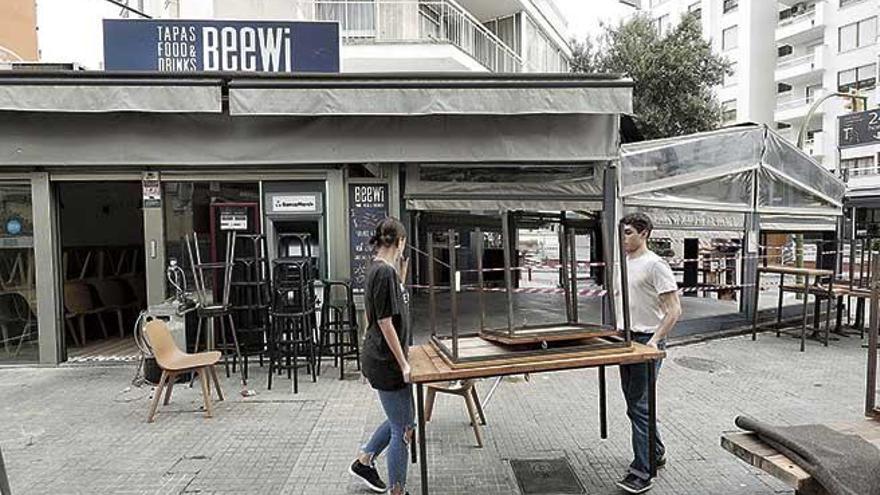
[620,332,666,481]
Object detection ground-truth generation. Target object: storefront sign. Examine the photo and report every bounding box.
[271,194,319,213]
[218,206,248,231]
[839,109,880,148]
[349,183,389,292]
[142,172,161,208]
[103,19,340,72]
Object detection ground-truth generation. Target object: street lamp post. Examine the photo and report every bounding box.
[796,91,867,150]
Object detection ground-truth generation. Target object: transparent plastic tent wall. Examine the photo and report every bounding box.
[620,125,845,221]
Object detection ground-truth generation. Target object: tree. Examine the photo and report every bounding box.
[571,14,731,140]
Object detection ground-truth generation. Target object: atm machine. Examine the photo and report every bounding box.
[263,184,327,278]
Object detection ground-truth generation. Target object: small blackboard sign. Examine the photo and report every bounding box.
[349,183,389,292]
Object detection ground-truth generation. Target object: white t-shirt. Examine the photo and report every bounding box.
[626,250,678,334]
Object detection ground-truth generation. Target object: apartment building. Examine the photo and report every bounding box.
[33,0,571,74]
[645,0,777,127]
[647,0,879,174]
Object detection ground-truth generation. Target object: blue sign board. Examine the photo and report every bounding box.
[103,19,339,72]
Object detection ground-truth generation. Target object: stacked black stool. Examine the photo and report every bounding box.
[229,234,271,383]
[268,234,318,393]
[318,280,361,380]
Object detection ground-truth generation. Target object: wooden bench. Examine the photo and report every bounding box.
[721,420,880,495]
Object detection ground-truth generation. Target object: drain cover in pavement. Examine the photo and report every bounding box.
[673,356,726,373]
[510,458,585,494]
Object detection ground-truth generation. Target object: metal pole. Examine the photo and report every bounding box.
[476,228,485,332]
[559,220,572,323]
[448,229,458,360]
[416,384,429,495]
[618,223,632,345]
[598,365,607,439]
[569,226,579,323]
[867,253,879,416]
[801,274,810,352]
[427,235,436,337]
[502,211,514,336]
[751,268,761,341]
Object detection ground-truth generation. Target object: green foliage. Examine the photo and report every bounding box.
[571,13,731,140]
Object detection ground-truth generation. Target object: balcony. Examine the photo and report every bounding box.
[775,47,825,85]
[297,1,524,72]
[775,91,824,123]
[803,131,825,158]
[776,1,825,45]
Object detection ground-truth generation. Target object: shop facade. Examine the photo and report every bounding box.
[0,71,632,364]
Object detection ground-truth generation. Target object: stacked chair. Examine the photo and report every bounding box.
[185,231,244,384]
[228,234,271,383]
[268,234,318,393]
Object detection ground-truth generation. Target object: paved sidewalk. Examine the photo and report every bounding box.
[0,331,870,495]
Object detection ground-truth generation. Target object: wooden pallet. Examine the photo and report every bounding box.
[430,334,633,369]
[721,419,880,495]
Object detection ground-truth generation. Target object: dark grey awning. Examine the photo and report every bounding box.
[0,112,619,166]
[229,79,633,116]
[0,77,222,113]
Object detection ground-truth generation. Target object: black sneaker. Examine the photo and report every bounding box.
[349,460,387,493]
[616,473,654,494]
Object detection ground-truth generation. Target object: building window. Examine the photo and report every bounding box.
[838,63,877,93]
[722,99,737,123]
[841,156,876,176]
[778,45,793,58]
[722,25,738,50]
[805,84,822,102]
[688,2,701,20]
[653,15,670,35]
[723,0,738,14]
[839,17,877,52]
[723,62,737,87]
[777,82,792,94]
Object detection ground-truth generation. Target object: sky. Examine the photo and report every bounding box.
[554,0,636,42]
[35,0,636,69]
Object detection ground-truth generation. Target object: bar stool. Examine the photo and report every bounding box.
[185,231,244,384]
[268,259,317,393]
[317,280,361,380]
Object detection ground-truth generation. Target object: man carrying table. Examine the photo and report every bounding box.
[616,213,682,494]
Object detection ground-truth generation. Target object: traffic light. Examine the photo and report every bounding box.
[844,89,867,112]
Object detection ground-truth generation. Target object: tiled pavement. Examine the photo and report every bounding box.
[0,330,870,494]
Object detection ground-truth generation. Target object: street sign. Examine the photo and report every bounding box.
[103,19,340,73]
[838,108,880,148]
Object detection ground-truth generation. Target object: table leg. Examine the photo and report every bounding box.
[411,388,418,464]
[647,360,657,478]
[801,275,810,352]
[417,383,429,495]
[599,365,607,440]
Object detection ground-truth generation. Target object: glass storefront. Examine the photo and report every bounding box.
[0,184,37,363]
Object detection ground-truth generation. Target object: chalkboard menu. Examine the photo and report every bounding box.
[349,183,389,292]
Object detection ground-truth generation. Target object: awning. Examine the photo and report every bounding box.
[759,214,838,232]
[229,77,633,116]
[0,112,620,166]
[0,76,222,113]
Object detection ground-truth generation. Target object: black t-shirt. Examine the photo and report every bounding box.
[361,260,410,391]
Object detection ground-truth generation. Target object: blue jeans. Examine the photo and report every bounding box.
[619,332,666,481]
[363,385,414,491]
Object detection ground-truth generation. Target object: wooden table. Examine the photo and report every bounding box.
[721,419,880,495]
[753,266,834,352]
[409,340,665,495]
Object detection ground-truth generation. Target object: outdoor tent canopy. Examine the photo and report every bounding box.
[620,124,845,227]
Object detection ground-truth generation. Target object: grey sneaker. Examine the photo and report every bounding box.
[349,460,387,493]
[616,473,654,494]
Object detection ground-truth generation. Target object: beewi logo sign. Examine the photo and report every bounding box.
[102,19,340,73]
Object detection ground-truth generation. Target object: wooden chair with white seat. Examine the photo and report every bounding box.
[425,379,487,447]
[143,319,224,423]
